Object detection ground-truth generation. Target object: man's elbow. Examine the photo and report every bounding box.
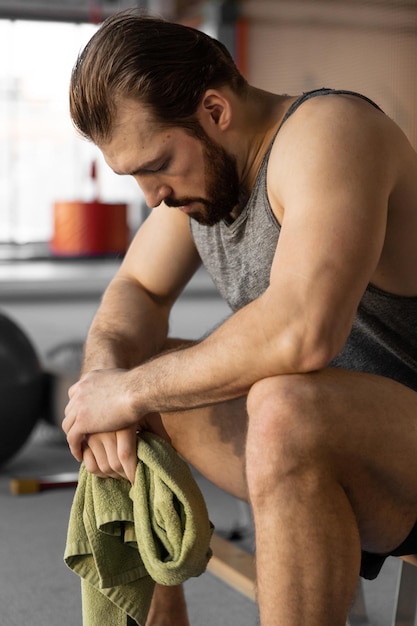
[276,327,345,374]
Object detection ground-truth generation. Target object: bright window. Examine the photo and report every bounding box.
[0,19,144,244]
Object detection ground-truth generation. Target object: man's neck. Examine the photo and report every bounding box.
[232,88,294,191]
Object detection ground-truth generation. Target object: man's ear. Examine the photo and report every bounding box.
[198,89,232,131]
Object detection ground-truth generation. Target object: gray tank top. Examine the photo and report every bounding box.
[190,88,417,390]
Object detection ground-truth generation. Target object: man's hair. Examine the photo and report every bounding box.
[69,9,247,143]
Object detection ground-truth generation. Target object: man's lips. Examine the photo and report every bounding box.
[175,203,198,215]
[178,205,192,214]
[166,199,206,216]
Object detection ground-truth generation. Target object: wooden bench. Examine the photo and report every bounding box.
[207,533,417,626]
[208,533,256,602]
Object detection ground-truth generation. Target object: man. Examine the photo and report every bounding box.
[62,9,417,626]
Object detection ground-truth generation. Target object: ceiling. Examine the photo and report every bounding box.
[0,0,140,23]
[0,0,413,25]
[0,0,207,23]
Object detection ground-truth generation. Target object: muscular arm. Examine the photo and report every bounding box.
[81,276,170,373]
[64,96,402,455]
[82,201,201,373]
[69,205,201,477]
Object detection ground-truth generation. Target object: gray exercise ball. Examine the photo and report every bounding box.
[0,312,43,465]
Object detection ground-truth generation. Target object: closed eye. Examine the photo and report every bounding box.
[113,158,171,177]
[138,158,171,176]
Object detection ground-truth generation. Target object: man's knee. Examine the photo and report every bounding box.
[245,374,329,498]
[247,373,322,440]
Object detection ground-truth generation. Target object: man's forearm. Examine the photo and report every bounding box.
[63,280,331,453]
[81,277,172,374]
[125,296,293,416]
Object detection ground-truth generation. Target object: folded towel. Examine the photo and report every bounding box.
[64,431,213,626]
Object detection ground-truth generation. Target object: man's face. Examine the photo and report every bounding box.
[101,101,244,226]
[163,126,241,226]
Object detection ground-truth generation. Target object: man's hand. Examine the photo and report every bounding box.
[83,428,138,484]
[62,368,139,461]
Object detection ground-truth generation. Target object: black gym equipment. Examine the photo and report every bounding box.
[0,311,43,466]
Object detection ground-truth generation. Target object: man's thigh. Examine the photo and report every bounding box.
[146,367,417,556]
[145,397,249,500]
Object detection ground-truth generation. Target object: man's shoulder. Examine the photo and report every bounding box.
[278,90,384,138]
[265,89,406,215]
[269,90,395,168]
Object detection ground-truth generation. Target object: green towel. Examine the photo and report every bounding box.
[64,431,213,626]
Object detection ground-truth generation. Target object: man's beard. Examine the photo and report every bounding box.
[165,129,245,227]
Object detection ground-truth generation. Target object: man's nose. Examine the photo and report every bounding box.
[139,180,172,209]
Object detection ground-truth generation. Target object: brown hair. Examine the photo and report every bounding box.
[69,9,247,143]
